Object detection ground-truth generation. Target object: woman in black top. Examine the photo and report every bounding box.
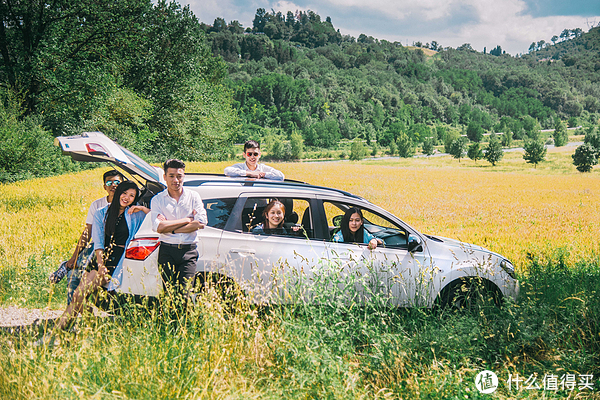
[52,181,149,332]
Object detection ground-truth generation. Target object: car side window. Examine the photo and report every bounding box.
[203,198,236,229]
[323,201,408,247]
[242,197,314,239]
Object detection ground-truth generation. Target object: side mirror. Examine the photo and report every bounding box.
[332,215,343,227]
[407,234,423,253]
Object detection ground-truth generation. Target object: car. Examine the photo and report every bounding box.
[55,132,519,308]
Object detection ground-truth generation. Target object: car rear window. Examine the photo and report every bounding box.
[203,198,236,229]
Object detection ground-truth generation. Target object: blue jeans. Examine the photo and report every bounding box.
[66,268,83,305]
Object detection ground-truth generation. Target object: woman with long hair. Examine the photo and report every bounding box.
[333,207,382,250]
[53,180,150,331]
[251,200,287,235]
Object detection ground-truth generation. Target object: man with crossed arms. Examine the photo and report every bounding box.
[151,159,207,299]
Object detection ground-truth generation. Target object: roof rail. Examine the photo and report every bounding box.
[183,175,365,201]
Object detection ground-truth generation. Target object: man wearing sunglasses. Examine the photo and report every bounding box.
[224,140,284,181]
[49,170,125,304]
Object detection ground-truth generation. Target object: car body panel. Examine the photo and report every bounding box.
[57,132,520,307]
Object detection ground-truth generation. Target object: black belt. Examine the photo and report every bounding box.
[160,242,196,250]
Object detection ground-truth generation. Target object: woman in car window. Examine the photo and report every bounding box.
[52,181,150,332]
[252,200,287,235]
[333,207,383,250]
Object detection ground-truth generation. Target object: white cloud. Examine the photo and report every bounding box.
[182,0,600,55]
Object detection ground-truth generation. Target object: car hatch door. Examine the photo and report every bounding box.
[54,131,164,185]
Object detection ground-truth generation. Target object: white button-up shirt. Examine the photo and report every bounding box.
[151,188,208,245]
[224,162,285,181]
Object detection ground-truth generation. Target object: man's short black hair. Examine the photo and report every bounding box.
[103,170,124,182]
[244,140,260,151]
[163,159,186,172]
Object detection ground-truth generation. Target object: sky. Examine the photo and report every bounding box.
[183,0,600,55]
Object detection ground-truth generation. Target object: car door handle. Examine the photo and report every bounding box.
[230,248,256,255]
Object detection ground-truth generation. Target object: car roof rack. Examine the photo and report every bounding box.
[183,173,366,201]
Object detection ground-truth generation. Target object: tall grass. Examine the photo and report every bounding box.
[1,150,599,398]
[1,250,598,398]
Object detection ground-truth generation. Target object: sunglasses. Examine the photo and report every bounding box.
[246,152,260,157]
[105,180,122,186]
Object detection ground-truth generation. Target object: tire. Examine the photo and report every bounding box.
[436,277,502,311]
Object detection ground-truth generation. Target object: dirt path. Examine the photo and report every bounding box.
[0,306,63,328]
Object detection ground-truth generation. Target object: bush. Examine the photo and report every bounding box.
[349,139,368,161]
[572,143,598,172]
[449,136,467,162]
[290,132,304,159]
[483,134,503,166]
[523,139,547,168]
[553,120,568,147]
[396,132,415,158]
[0,93,80,182]
[422,139,435,156]
[467,142,483,163]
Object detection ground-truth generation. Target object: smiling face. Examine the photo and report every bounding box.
[348,212,363,233]
[265,203,285,229]
[103,174,122,201]
[244,147,261,170]
[119,188,137,209]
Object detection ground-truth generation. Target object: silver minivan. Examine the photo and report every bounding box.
[56,132,519,307]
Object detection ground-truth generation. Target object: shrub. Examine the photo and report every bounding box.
[483,134,503,166]
[396,132,415,158]
[449,137,467,162]
[350,138,367,161]
[572,143,598,172]
[467,142,483,163]
[523,139,547,168]
[422,139,435,156]
[290,132,304,160]
[0,93,80,182]
[553,120,568,147]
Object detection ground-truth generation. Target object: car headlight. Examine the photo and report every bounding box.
[500,259,516,279]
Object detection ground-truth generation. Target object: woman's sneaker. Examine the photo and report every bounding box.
[49,261,68,284]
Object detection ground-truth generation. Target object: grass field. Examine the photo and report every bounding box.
[1,145,599,398]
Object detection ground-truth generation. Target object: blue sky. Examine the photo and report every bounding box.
[184,0,600,55]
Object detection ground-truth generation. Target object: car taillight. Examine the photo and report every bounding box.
[85,143,108,156]
[125,238,160,260]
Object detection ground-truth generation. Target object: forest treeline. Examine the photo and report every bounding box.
[0,0,236,182]
[1,2,599,181]
[204,8,600,157]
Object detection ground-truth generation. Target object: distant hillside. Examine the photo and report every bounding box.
[202,10,600,152]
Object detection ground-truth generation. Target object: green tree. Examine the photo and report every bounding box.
[522,116,541,140]
[371,142,379,157]
[467,121,483,142]
[523,139,547,168]
[422,139,435,156]
[572,143,598,172]
[449,137,467,163]
[0,0,151,115]
[396,132,415,158]
[484,134,503,166]
[388,140,397,156]
[584,127,600,151]
[500,130,513,147]
[0,92,78,182]
[444,130,461,153]
[290,132,304,159]
[553,120,568,147]
[350,138,367,161]
[467,142,484,163]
